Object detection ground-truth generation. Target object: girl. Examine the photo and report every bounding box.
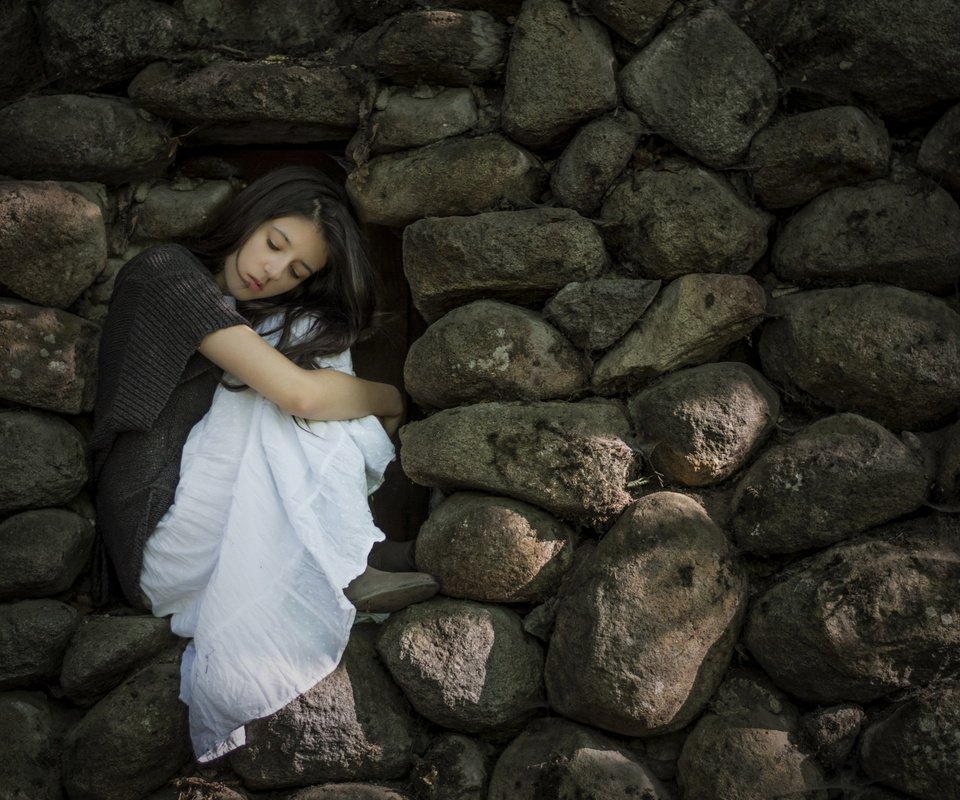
[89,166,437,760]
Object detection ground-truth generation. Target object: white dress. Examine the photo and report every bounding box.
[139,315,395,762]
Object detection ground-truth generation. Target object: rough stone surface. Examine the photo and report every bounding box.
[404,300,588,408]
[288,786,411,800]
[231,625,423,789]
[347,134,547,229]
[415,492,578,603]
[403,208,605,322]
[0,300,100,413]
[0,600,78,689]
[771,180,960,294]
[376,598,544,734]
[600,160,772,280]
[620,7,778,167]
[749,106,890,208]
[0,691,60,800]
[0,0,43,104]
[543,277,660,351]
[501,0,617,148]
[545,493,747,736]
[0,94,172,184]
[676,673,828,800]
[181,0,343,51]
[744,516,960,703]
[146,777,250,800]
[759,285,960,430]
[134,179,234,240]
[0,410,87,513]
[918,102,960,192]
[592,273,767,394]
[628,362,780,487]
[935,421,960,504]
[577,0,673,45]
[800,704,865,771]
[487,718,669,800]
[410,733,493,800]
[0,509,94,600]
[400,400,636,525]
[0,180,107,308]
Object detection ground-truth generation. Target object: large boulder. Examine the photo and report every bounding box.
[0,600,78,689]
[0,0,43,104]
[576,0,673,45]
[181,0,344,50]
[918,102,960,192]
[0,692,60,800]
[134,179,234,241]
[545,493,747,736]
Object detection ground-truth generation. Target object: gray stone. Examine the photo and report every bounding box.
[592,273,767,394]
[62,651,191,800]
[576,0,673,45]
[600,159,772,279]
[410,733,493,800]
[918,102,960,192]
[182,0,343,50]
[935,421,960,505]
[800,704,865,771]
[231,625,423,789]
[676,673,828,800]
[0,299,100,413]
[771,180,960,294]
[0,509,94,600]
[289,786,411,800]
[759,285,960,430]
[545,493,747,736]
[347,134,547,229]
[620,7,778,167]
[352,10,507,86]
[0,0,43,104]
[749,106,890,208]
[145,777,250,800]
[404,300,588,408]
[744,515,960,703]
[0,181,107,308]
[134,179,234,241]
[0,600,78,689]
[628,362,780,487]
[501,0,617,148]
[0,691,59,800]
[60,615,178,707]
[488,718,669,800]
[0,94,172,184]
[414,492,578,603]
[400,400,636,525]
[377,598,544,734]
[345,0,521,25]
[550,110,644,215]
[402,208,605,322]
[544,277,660,351]
[0,410,87,514]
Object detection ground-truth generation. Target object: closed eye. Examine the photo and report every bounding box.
[267,237,280,251]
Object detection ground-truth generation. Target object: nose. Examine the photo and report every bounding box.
[263,255,287,281]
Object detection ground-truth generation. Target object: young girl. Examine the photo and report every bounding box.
[89,166,437,760]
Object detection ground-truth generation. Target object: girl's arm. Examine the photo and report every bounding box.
[198,324,402,422]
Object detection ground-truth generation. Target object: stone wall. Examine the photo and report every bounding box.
[1,1,959,799]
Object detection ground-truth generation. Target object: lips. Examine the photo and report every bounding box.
[246,276,263,292]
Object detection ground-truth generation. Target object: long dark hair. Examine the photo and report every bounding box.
[190,166,377,367]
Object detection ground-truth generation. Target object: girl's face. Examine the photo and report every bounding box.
[216,215,328,301]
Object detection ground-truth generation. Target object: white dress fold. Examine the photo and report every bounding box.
[140,316,394,762]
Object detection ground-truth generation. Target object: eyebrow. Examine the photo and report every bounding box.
[271,225,318,275]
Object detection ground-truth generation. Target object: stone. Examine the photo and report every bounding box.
[0,299,100,413]
[628,362,780,487]
[352,10,507,86]
[414,492,578,604]
[800,704,865,771]
[620,7,778,168]
[146,777,250,800]
[62,650,192,800]
[404,300,588,408]
[400,400,636,525]
[0,600,78,689]
[730,414,929,555]
[545,493,747,736]
[935,421,960,504]
[345,0,521,26]
[129,60,360,145]
[134,179,234,241]
[749,106,890,208]
[403,208,605,322]
[487,718,669,800]
[543,277,660,351]
[70,255,127,325]
[860,684,960,800]
[0,692,59,800]
[592,273,767,394]
[347,134,547,229]
[182,0,343,51]
[576,0,673,45]
[550,110,644,215]
[410,733,493,800]
[0,410,87,513]
[501,0,617,148]
[759,285,960,430]
[376,598,544,734]
[0,0,43,104]
[288,786,410,800]
[60,615,178,707]
[230,625,423,789]
[0,94,172,184]
[918,102,960,192]
[0,180,107,307]
[676,673,828,800]
[771,180,960,294]
[0,509,94,600]
[744,515,960,703]
[600,159,772,280]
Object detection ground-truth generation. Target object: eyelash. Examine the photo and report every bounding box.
[267,237,302,280]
